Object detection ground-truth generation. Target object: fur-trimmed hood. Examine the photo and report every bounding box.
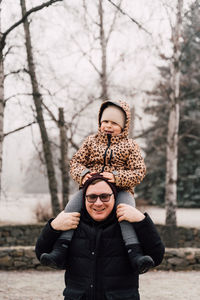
[98,100,131,140]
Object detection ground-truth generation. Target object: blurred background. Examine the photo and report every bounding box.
[0,0,199,229]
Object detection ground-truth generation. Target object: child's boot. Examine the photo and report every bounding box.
[127,244,154,274]
[40,239,69,269]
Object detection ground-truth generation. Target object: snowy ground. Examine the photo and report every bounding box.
[0,192,199,228]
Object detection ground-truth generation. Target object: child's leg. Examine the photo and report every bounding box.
[40,189,83,269]
[116,191,154,274]
[116,191,139,245]
[58,189,83,241]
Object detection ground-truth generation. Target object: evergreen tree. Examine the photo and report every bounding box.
[136,0,200,208]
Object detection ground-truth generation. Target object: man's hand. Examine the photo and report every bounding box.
[116,204,145,223]
[100,171,115,183]
[51,211,80,231]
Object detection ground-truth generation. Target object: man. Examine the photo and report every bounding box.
[35,174,165,300]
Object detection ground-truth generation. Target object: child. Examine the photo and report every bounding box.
[40,100,154,273]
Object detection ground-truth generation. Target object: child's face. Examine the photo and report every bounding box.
[100,120,122,136]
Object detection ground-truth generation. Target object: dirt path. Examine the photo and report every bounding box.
[0,270,200,300]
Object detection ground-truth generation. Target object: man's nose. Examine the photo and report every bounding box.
[94,197,103,205]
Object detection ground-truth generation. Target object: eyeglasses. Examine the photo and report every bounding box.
[85,193,113,203]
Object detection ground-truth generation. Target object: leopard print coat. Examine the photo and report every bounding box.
[70,100,146,194]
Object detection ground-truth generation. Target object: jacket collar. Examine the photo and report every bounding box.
[96,129,126,144]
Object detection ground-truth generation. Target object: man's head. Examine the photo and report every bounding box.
[83,175,117,222]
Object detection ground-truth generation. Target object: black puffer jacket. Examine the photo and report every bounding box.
[35,209,164,300]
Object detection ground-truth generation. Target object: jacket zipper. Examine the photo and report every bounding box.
[91,226,103,300]
[101,134,112,172]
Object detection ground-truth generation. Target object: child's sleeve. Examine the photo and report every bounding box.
[70,136,91,185]
[114,140,146,189]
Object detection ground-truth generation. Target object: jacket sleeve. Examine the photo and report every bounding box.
[114,140,146,190]
[133,213,165,266]
[70,136,91,185]
[35,219,61,261]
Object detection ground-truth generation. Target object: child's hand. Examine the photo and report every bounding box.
[82,173,92,184]
[51,211,80,231]
[116,204,145,223]
[100,171,115,183]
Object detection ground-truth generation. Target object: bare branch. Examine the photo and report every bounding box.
[36,85,92,151]
[108,52,125,76]
[4,92,33,104]
[43,104,80,151]
[40,96,80,151]
[3,45,15,58]
[106,0,122,45]
[70,96,95,120]
[107,0,151,35]
[68,137,79,151]
[4,121,36,138]
[1,0,63,49]
[179,133,200,141]
[4,68,29,79]
[70,34,101,75]
[160,0,174,32]
[30,124,45,165]
[132,125,157,140]
[42,100,58,124]
[82,0,99,28]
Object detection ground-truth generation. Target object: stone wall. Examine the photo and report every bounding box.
[157,225,200,248]
[0,224,44,247]
[0,246,41,270]
[157,248,200,271]
[0,246,199,271]
[0,223,200,248]
[0,223,200,271]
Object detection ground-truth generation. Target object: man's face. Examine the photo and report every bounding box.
[85,181,115,222]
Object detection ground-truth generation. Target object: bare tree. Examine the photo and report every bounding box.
[165,0,183,228]
[99,0,108,99]
[71,0,125,102]
[0,0,62,198]
[110,0,184,230]
[58,107,69,209]
[20,0,60,216]
[0,3,4,196]
[107,0,150,35]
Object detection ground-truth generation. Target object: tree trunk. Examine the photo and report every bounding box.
[20,0,60,216]
[99,0,108,100]
[0,6,4,196]
[58,107,69,209]
[165,0,183,230]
